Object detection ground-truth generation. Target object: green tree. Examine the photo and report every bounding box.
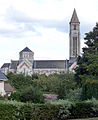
[75,23,98,84]
[7,73,33,91]
[20,86,44,103]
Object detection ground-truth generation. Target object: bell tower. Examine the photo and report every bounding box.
[69,8,80,61]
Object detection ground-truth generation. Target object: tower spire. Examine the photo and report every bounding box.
[69,9,80,62]
[70,8,80,23]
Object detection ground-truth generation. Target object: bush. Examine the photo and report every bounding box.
[66,88,82,101]
[69,98,98,119]
[0,100,60,120]
[0,99,98,119]
[8,91,21,101]
[81,80,98,100]
[20,87,44,103]
[50,99,73,119]
[0,101,19,120]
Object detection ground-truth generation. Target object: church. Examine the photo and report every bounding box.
[1,9,80,76]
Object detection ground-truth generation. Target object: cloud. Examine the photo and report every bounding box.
[0,0,98,67]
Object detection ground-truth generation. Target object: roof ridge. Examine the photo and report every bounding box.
[20,47,33,53]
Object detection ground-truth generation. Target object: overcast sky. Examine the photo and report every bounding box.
[0,0,98,66]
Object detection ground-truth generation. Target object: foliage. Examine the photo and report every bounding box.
[8,91,21,101]
[20,86,44,103]
[32,73,77,99]
[66,88,82,101]
[56,73,77,99]
[0,95,5,100]
[7,72,78,101]
[0,99,98,119]
[70,98,98,119]
[75,23,98,84]
[50,99,73,119]
[7,73,33,91]
[81,80,98,100]
[32,74,39,80]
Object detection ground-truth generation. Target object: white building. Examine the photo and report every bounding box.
[0,69,7,96]
[1,9,80,76]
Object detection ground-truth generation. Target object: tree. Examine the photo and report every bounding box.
[20,86,44,103]
[7,73,33,91]
[75,23,98,84]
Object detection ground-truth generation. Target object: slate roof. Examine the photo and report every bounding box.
[0,69,7,81]
[34,60,68,69]
[20,47,33,53]
[10,60,19,70]
[70,8,80,23]
[68,57,77,68]
[1,63,10,68]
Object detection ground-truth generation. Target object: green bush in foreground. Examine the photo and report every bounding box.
[0,99,98,120]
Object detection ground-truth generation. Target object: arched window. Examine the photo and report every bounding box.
[74,25,76,30]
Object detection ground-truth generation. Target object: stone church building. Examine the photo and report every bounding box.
[1,9,80,76]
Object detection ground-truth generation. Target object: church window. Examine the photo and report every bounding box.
[74,25,76,30]
[73,37,77,56]
[24,68,26,75]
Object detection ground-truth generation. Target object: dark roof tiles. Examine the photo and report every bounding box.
[0,69,7,81]
[1,63,10,68]
[20,47,33,53]
[34,60,68,69]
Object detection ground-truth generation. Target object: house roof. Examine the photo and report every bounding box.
[4,83,15,92]
[1,63,10,68]
[20,47,33,53]
[0,69,7,81]
[10,60,19,70]
[70,8,80,23]
[34,60,68,69]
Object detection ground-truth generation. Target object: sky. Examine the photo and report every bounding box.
[0,0,98,67]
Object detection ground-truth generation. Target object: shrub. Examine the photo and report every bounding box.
[81,80,98,100]
[8,91,21,101]
[20,87,44,103]
[0,100,98,119]
[66,88,82,101]
[50,99,73,119]
[70,99,98,119]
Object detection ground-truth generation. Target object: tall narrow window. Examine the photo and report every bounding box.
[73,37,77,56]
[24,68,26,76]
[74,25,76,30]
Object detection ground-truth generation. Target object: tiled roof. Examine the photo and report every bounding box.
[4,83,15,92]
[0,69,7,81]
[10,60,19,70]
[1,63,10,68]
[20,47,33,53]
[34,60,68,69]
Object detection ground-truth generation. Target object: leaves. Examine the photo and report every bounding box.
[75,23,98,84]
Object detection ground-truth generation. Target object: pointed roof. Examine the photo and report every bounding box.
[0,69,7,81]
[70,8,80,23]
[20,47,33,53]
[1,63,10,68]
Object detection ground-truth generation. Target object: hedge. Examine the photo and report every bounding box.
[0,99,98,120]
